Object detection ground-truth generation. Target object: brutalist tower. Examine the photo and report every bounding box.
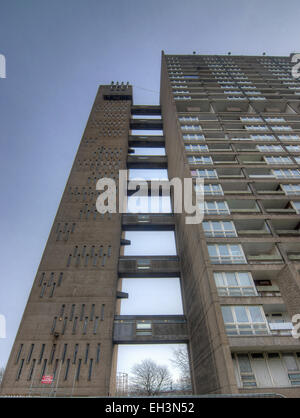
[1,52,300,397]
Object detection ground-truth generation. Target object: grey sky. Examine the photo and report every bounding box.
[1,0,300,373]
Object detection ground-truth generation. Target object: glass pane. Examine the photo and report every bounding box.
[230,245,242,256]
[238,272,252,286]
[212,222,222,231]
[249,306,264,323]
[202,222,210,231]
[223,221,234,230]
[283,354,299,371]
[214,273,225,287]
[208,245,217,257]
[225,273,238,286]
[234,306,248,322]
[218,202,226,209]
[219,245,229,256]
[237,354,252,373]
[221,306,234,323]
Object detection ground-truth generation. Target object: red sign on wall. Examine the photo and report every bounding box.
[41,375,53,384]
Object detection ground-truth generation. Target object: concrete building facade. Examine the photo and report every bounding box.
[1,53,300,397]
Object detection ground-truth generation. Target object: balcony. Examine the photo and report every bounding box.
[271,219,300,236]
[254,182,285,196]
[247,168,274,179]
[126,180,172,197]
[122,213,175,231]
[222,183,252,195]
[130,119,163,130]
[113,315,188,344]
[128,135,165,147]
[217,168,244,179]
[235,219,271,237]
[243,242,283,264]
[262,200,296,214]
[282,243,300,262]
[208,143,233,152]
[127,155,167,169]
[211,99,250,113]
[235,144,258,152]
[239,155,266,165]
[118,256,180,277]
[253,272,282,298]
[229,335,299,350]
[131,105,161,115]
[227,199,260,213]
[212,155,238,165]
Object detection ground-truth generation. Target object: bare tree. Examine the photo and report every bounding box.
[170,346,192,392]
[129,359,172,396]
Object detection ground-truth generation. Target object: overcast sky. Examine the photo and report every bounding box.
[1,0,300,377]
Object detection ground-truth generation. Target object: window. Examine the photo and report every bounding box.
[174,96,191,100]
[240,117,262,122]
[227,96,245,100]
[73,344,78,364]
[188,156,212,165]
[96,344,101,364]
[28,359,36,381]
[173,90,190,94]
[185,144,208,152]
[16,359,24,381]
[250,135,275,141]
[179,116,199,122]
[214,272,257,297]
[265,117,285,122]
[196,183,223,196]
[203,221,237,237]
[62,344,67,363]
[248,96,266,101]
[295,157,300,165]
[64,359,70,381]
[245,125,269,131]
[136,322,152,336]
[281,184,300,195]
[191,169,218,178]
[278,135,300,141]
[233,352,300,388]
[226,91,242,95]
[273,169,300,178]
[16,344,23,364]
[183,75,198,79]
[207,244,246,264]
[271,125,292,131]
[245,91,262,95]
[265,156,292,164]
[88,359,93,381]
[221,305,268,335]
[235,354,257,387]
[204,201,230,214]
[181,124,202,131]
[76,359,82,381]
[286,145,300,152]
[257,145,283,152]
[292,201,300,214]
[183,133,205,141]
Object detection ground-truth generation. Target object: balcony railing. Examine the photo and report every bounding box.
[268,322,293,336]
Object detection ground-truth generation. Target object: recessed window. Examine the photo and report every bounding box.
[207,244,246,264]
[203,221,237,237]
[221,305,268,335]
[214,272,257,297]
